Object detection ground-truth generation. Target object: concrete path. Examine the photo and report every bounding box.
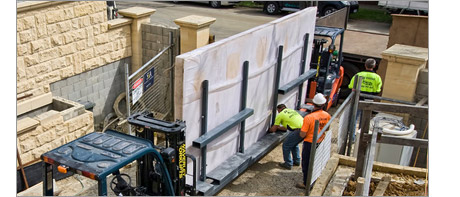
[347,19,390,35]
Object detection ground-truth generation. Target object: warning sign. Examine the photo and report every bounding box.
[132,78,143,105]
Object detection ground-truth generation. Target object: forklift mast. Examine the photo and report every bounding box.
[306,26,345,110]
[128,112,195,196]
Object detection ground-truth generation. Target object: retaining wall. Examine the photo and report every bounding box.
[17,97,94,166]
[17,1,131,106]
[50,57,130,126]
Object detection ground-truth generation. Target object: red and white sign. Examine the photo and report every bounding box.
[132,78,143,105]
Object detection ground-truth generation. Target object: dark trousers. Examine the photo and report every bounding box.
[301,141,312,185]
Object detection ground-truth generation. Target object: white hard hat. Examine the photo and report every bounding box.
[313,93,327,105]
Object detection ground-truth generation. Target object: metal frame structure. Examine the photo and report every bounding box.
[193,33,318,195]
[192,61,254,182]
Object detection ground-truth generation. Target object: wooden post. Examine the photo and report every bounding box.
[346,76,362,156]
[363,127,380,196]
[355,110,372,178]
[17,147,29,189]
[309,157,340,196]
[373,176,391,196]
[355,177,365,196]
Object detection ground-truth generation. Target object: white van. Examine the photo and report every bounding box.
[174,1,240,8]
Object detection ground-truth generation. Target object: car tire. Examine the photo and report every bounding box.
[209,1,221,8]
[322,6,337,16]
[339,62,360,99]
[264,2,280,15]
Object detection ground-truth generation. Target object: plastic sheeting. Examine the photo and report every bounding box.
[312,129,332,182]
[174,8,317,182]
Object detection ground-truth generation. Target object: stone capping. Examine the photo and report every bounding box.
[391,13,428,19]
[381,44,428,62]
[17,92,53,116]
[118,7,156,19]
[17,117,39,135]
[174,15,217,29]
[108,18,133,29]
[53,96,85,121]
[16,1,70,13]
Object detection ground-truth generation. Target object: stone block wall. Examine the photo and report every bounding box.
[17,1,131,104]
[17,97,94,166]
[415,69,428,101]
[50,58,130,127]
[140,24,180,120]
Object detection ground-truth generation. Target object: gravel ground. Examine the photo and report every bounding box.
[216,105,342,196]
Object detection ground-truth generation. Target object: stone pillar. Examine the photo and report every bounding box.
[174,15,216,54]
[381,44,428,102]
[118,7,156,73]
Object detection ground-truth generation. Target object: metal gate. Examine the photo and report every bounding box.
[125,32,175,134]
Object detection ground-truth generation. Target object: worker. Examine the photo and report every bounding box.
[269,104,304,170]
[348,58,382,97]
[348,58,382,138]
[296,93,331,189]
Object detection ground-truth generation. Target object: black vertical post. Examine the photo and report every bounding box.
[239,61,249,153]
[346,76,362,156]
[272,46,283,125]
[305,120,320,196]
[297,33,309,109]
[98,178,107,196]
[200,80,209,181]
[42,162,53,196]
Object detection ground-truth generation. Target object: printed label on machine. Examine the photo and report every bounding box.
[132,78,143,105]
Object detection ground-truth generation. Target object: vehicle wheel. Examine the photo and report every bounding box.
[322,6,337,16]
[339,62,360,99]
[264,2,280,15]
[209,1,221,8]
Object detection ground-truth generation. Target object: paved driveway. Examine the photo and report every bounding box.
[117,1,280,41]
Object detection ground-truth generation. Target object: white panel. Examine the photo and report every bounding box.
[312,130,332,183]
[176,7,317,182]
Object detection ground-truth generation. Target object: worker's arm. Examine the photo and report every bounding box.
[299,116,309,138]
[348,75,356,89]
[269,125,286,133]
[299,130,307,138]
[269,113,286,132]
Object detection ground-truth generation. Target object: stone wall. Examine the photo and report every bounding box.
[17,97,94,166]
[16,1,132,168]
[415,69,428,101]
[17,1,131,104]
[50,57,130,126]
[140,23,180,120]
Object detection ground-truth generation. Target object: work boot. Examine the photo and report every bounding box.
[293,162,301,166]
[295,182,306,189]
[278,162,292,170]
